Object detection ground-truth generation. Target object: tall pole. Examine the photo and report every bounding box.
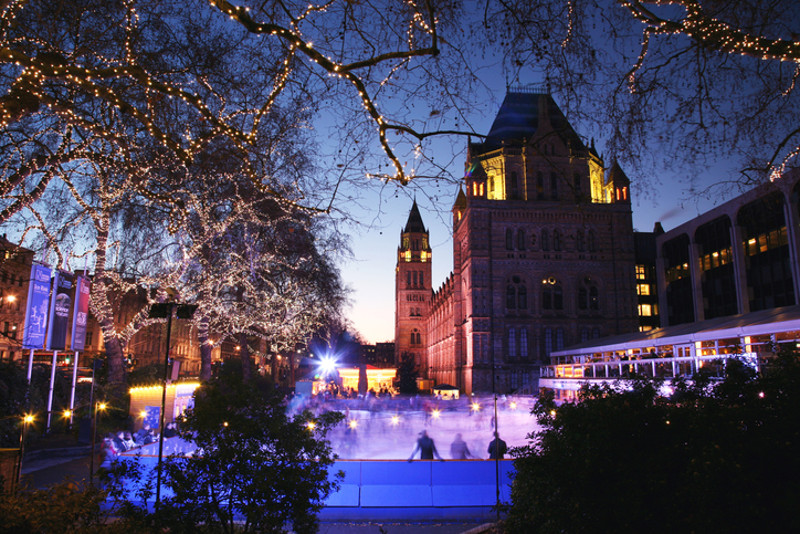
[46,350,58,430]
[156,304,174,508]
[87,362,96,484]
[68,351,79,427]
[16,415,32,487]
[492,348,500,521]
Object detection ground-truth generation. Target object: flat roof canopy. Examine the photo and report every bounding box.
[552,305,800,358]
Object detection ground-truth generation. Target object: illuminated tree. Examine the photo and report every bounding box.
[489,0,800,194]
[180,190,346,383]
[0,0,489,229]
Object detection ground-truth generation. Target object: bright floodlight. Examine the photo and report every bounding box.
[319,356,337,375]
[391,415,400,426]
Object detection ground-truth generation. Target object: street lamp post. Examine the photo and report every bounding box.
[88,401,106,486]
[148,301,196,508]
[15,414,34,487]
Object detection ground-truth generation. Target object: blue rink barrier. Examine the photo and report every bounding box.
[115,451,515,521]
[321,459,515,521]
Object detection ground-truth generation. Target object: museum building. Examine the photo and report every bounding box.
[395,88,642,395]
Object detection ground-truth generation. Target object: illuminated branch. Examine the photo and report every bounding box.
[619,0,800,63]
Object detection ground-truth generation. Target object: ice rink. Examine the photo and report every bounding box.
[315,395,542,460]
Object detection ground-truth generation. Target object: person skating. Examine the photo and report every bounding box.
[408,429,444,461]
[487,431,508,459]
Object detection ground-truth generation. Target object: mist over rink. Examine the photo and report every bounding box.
[127,395,543,460]
[293,395,543,460]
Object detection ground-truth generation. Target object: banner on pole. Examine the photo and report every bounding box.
[22,263,52,349]
[46,270,74,351]
[70,276,91,351]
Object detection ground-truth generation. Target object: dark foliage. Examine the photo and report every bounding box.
[396,354,419,394]
[0,481,107,534]
[111,364,343,533]
[506,352,800,533]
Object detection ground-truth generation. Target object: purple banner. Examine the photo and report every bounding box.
[46,270,74,351]
[22,263,52,349]
[70,276,91,351]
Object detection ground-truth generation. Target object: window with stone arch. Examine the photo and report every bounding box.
[553,229,562,251]
[505,228,513,250]
[506,275,528,311]
[588,229,596,252]
[541,228,549,251]
[542,278,563,310]
[577,229,585,252]
[410,329,421,345]
[578,277,600,311]
[520,328,529,358]
[517,229,525,250]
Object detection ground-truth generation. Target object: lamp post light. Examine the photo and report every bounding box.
[88,401,107,486]
[148,301,197,508]
[16,414,34,486]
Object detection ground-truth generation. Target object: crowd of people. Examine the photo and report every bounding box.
[98,422,180,470]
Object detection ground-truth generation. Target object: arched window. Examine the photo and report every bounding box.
[577,230,585,252]
[517,229,525,250]
[543,327,553,360]
[555,327,564,350]
[520,328,529,358]
[406,271,411,287]
[508,327,516,357]
[579,277,600,311]
[505,228,513,250]
[541,229,550,251]
[506,285,516,309]
[553,229,561,251]
[588,230,596,252]
[411,329,421,345]
[518,285,527,309]
[507,276,527,311]
[542,279,563,310]
[554,283,563,310]
[419,271,424,287]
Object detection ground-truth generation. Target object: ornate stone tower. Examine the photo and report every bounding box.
[431,88,639,395]
[394,200,433,367]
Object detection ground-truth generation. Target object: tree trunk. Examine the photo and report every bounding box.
[197,317,213,382]
[240,331,251,382]
[90,216,127,392]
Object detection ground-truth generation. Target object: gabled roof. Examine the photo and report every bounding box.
[607,160,630,186]
[472,90,587,155]
[403,199,427,234]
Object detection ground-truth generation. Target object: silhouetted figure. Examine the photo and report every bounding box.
[488,432,508,459]
[408,430,443,461]
[450,433,472,459]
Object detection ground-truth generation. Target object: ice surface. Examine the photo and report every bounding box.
[127,395,543,461]
[302,395,542,460]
